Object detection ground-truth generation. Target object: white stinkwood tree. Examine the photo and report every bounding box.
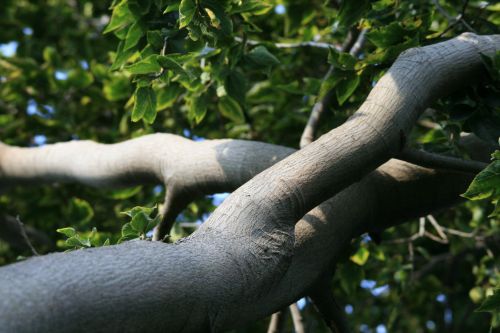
[0,33,498,332]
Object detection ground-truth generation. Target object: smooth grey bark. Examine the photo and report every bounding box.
[0,135,294,239]
[0,160,475,333]
[0,33,498,332]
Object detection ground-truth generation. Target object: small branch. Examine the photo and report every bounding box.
[348,29,368,57]
[290,303,306,333]
[433,0,476,37]
[300,29,368,148]
[309,288,350,333]
[426,214,448,242]
[15,216,39,256]
[267,309,288,333]
[397,148,487,174]
[0,215,52,253]
[235,36,338,50]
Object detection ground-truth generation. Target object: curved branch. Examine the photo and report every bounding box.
[0,34,499,332]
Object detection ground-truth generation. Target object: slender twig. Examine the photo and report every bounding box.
[299,29,368,148]
[267,309,288,333]
[348,29,367,57]
[397,148,487,174]
[290,303,306,333]
[427,214,448,242]
[309,286,351,333]
[388,215,486,246]
[441,226,476,238]
[15,216,39,256]
[235,36,339,50]
[433,0,476,37]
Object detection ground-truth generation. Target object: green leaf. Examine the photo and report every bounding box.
[164,3,179,13]
[111,41,136,71]
[336,72,360,105]
[156,55,194,80]
[179,0,197,28]
[230,0,272,15]
[338,0,370,28]
[121,222,139,240]
[462,160,500,200]
[43,46,60,66]
[68,198,94,225]
[367,22,409,48]
[202,0,233,35]
[121,206,155,218]
[189,94,208,124]
[67,69,94,89]
[66,234,91,248]
[124,21,144,51]
[130,211,150,233]
[218,95,244,123]
[328,48,357,70]
[246,46,280,67]
[225,70,247,104]
[146,215,161,232]
[132,86,157,123]
[318,73,343,99]
[106,186,142,200]
[103,1,133,34]
[103,74,131,101]
[476,289,500,312]
[156,84,181,110]
[56,227,76,238]
[125,55,161,75]
[128,0,151,18]
[147,30,164,50]
[350,247,370,266]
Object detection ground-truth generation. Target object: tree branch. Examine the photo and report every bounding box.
[0,34,498,332]
[300,29,368,148]
[0,214,51,254]
[290,303,306,333]
[235,36,338,50]
[397,148,488,174]
[267,310,288,333]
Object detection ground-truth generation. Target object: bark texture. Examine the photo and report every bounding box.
[0,33,498,332]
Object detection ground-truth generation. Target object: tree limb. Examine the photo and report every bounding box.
[0,34,498,332]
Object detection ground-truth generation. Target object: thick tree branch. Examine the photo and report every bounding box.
[0,135,294,240]
[0,34,498,332]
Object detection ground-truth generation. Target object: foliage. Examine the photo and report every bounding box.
[0,0,499,332]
